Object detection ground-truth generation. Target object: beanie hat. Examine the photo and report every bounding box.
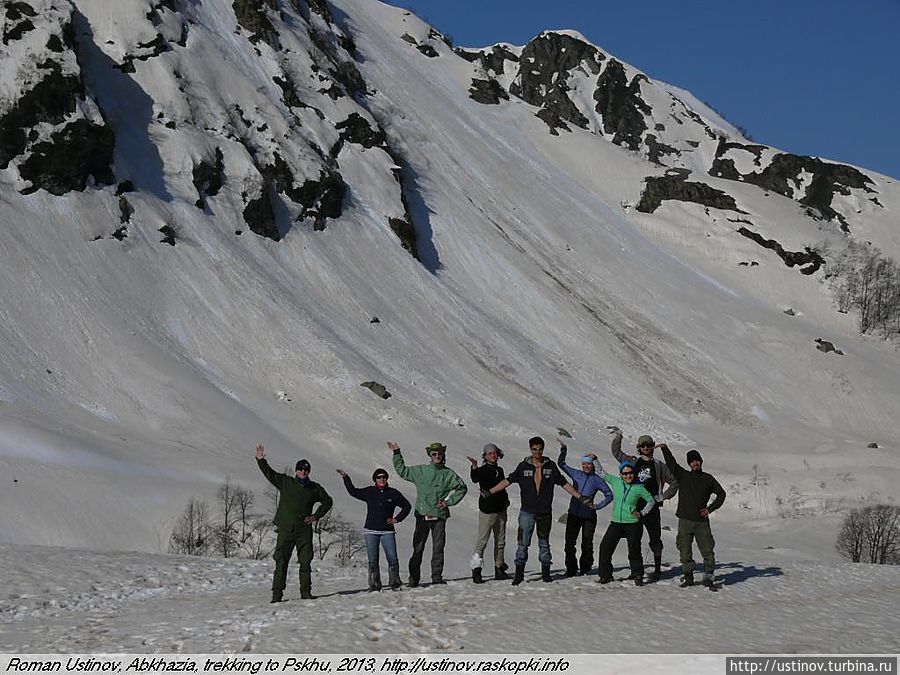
[528,436,545,448]
[686,450,703,464]
[618,460,636,473]
[482,443,504,459]
[636,435,655,448]
[372,468,389,482]
[295,459,311,471]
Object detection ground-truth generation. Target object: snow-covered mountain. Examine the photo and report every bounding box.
[1,0,899,570]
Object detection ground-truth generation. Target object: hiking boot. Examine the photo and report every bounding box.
[368,567,383,592]
[300,591,315,600]
[633,575,644,587]
[541,565,553,583]
[511,564,525,586]
[431,576,446,585]
[472,567,484,584]
[563,568,578,578]
[270,591,283,603]
[597,576,613,584]
[703,574,719,591]
[679,573,695,588]
[626,571,640,580]
[645,571,661,584]
[388,564,402,590]
[494,566,510,581]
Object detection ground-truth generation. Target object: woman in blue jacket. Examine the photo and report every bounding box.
[337,468,412,591]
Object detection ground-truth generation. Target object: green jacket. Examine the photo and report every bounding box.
[603,473,655,524]
[392,450,467,519]
[257,458,333,531]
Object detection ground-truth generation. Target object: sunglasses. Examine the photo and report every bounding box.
[530,446,543,451]
[638,444,654,449]
[375,475,388,481]
[620,471,634,476]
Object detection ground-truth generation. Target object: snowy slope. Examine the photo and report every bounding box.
[0,0,897,613]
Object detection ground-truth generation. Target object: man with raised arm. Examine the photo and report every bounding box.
[660,445,726,590]
[255,444,333,602]
[388,441,467,587]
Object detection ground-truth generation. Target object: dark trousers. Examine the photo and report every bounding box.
[564,513,597,573]
[409,514,447,583]
[598,521,644,579]
[642,505,663,558]
[676,518,715,576]
[272,527,313,593]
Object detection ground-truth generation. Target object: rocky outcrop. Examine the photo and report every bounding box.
[593,60,650,151]
[232,0,279,48]
[736,227,825,275]
[18,119,115,195]
[192,148,225,209]
[637,173,742,214]
[468,78,509,105]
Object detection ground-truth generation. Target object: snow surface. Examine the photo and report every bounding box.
[0,0,899,655]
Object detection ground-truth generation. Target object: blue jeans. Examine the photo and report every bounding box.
[515,511,552,567]
[364,532,399,569]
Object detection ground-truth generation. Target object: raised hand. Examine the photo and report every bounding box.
[336,469,347,477]
[387,442,400,452]
[255,445,265,460]
[466,455,478,467]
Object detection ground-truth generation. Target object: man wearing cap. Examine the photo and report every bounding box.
[486,436,588,585]
[610,429,678,582]
[255,444,333,602]
[466,443,510,583]
[387,440,467,587]
[558,439,613,576]
[336,467,412,591]
[660,445,726,590]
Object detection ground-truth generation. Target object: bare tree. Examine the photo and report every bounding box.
[242,517,276,560]
[836,504,900,565]
[169,498,212,556]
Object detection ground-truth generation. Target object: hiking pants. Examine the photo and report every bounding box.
[564,513,597,574]
[642,505,663,557]
[676,518,715,575]
[472,509,507,569]
[598,521,643,579]
[409,514,447,583]
[272,526,314,594]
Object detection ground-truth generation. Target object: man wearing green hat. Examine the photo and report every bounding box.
[388,440,468,586]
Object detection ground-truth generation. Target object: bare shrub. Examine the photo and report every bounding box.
[836,504,900,564]
[169,498,212,556]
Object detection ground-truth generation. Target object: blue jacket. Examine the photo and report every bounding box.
[558,445,613,518]
[343,475,412,532]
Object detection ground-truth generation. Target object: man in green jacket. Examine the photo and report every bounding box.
[256,444,333,602]
[661,445,726,590]
[388,441,467,587]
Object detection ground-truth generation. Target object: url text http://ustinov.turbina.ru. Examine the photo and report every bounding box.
[726,657,897,674]
[3,656,572,674]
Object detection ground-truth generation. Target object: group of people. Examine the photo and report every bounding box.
[254,431,726,602]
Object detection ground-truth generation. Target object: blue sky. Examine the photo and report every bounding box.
[385,1,900,180]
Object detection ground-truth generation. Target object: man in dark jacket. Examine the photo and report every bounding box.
[466,443,510,583]
[661,445,726,590]
[487,436,587,585]
[611,429,678,582]
[256,444,333,602]
[337,468,411,591]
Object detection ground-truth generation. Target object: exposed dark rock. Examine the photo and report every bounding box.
[111,225,128,241]
[710,140,876,231]
[329,60,366,98]
[369,316,380,324]
[509,33,599,132]
[273,75,302,108]
[18,119,115,195]
[159,223,177,246]
[242,187,280,240]
[456,45,520,75]
[814,338,843,355]
[388,217,417,257]
[335,112,385,149]
[867,442,879,449]
[46,34,64,52]
[295,170,345,230]
[428,28,451,48]
[416,43,438,58]
[535,107,570,135]
[736,227,825,275]
[783,308,795,316]
[645,134,680,165]
[115,180,135,195]
[400,33,417,45]
[637,174,742,214]
[468,78,509,105]
[593,59,650,151]
[5,1,37,20]
[307,0,334,24]
[118,196,134,223]
[192,148,225,209]
[360,381,391,399]
[232,0,279,48]
[0,60,82,168]
[4,18,35,44]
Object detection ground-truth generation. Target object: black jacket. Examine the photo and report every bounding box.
[661,447,726,522]
[506,457,568,514]
[343,475,412,532]
[470,463,510,513]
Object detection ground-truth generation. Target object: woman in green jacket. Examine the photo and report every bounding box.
[595,459,655,586]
